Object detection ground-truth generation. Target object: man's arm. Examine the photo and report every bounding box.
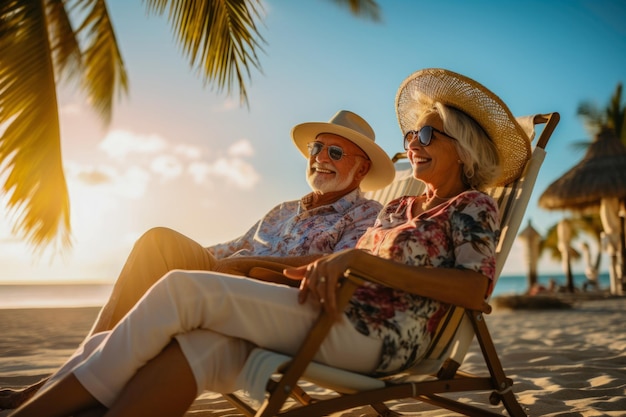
[212,254,324,287]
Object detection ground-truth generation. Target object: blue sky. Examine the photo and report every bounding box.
[1,0,625,282]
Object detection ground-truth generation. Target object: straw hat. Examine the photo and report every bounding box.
[291,110,395,191]
[395,68,531,186]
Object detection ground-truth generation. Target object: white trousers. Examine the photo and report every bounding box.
[72,270,382,407]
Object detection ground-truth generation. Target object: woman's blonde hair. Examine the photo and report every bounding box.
[406,92,501,190]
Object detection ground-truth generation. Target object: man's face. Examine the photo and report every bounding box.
[306,133,371,194]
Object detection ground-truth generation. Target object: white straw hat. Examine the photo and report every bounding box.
[396,68,531,186]
[291,110,395,191]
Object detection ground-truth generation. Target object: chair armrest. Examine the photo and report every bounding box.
[249,267,300,287]
[342,266,492,314]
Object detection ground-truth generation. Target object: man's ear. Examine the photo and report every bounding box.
[355,160,371,181]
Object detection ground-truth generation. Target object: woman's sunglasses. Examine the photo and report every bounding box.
[403,126,457,150]
[307,142,368,161]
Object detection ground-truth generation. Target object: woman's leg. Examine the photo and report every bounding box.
[9,373,101,417]
[0,382,45,410]
[89,227,218,335]
[75,270,381,408]
[105,330,254,417]
[0,228,218,411]
[10,337,201,417]
[105,340,197,417]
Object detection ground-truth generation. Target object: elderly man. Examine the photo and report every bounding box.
[0,109,394,410]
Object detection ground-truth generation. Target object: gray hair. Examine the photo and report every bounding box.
[406,93,501,189]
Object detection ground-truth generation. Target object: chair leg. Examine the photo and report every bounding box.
[371,402,401,416]
[468,311,528,417]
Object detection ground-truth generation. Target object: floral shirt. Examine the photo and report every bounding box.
[346,190,499,375]
[209,189,383,258]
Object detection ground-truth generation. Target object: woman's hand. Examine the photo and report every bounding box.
[283,249,359,319]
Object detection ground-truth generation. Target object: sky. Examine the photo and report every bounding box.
[1,0,625,283]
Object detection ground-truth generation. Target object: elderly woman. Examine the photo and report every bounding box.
[10,68,531,417]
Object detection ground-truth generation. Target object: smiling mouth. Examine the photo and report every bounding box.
[412,156,431,164]
[313,165,335,174]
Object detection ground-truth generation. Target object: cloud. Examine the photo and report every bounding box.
[121,168,151,198]
[212,157,260,189]
[174,144,202,159]
[228,139,254,157]
[188,162,212,185]
[87,130,261,191]
[187,156,260,189]
[65,161,151,200]
[99,130,168,160]
[151,155,183,181]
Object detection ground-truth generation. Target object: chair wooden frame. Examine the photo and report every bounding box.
[225,113,560,417]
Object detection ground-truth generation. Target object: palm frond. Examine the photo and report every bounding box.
[539,221,581,262]
[577,82,626,146]
[576,100,604,136]
[71,0,128,125]
[145,0,266,106]
[606,82,625,145]
[0,0,70,248]
[47,0,82,81]
[568,214,603,245]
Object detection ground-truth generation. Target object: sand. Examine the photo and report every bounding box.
[1,297,625,416]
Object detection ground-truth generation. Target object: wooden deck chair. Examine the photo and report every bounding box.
[364,152,426,205]
[225,112,560,417]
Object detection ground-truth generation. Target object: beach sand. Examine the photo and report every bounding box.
[1,297,625,416]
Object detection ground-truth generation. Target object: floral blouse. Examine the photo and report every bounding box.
[346,190,499,375]
[208,189,382,258]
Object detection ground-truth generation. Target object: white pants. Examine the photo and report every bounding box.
[72,270,383,407]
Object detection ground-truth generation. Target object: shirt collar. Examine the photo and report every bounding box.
[300,188,363,212]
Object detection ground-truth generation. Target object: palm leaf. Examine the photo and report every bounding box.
[0,0,70,248]
[0,0,126,250]
[145,0,266,106]
[539,221,581,262]
[72,0,128,124]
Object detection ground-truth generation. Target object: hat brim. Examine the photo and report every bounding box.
[291,122,395,192]
[396,68,531,186]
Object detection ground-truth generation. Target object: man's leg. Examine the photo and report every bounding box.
[88,227,218,335]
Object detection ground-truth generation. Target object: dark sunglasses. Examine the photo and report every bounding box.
[403,126,457,150]
[307,142,368,161]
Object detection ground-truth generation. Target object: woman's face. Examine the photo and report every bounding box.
[405,112,463,190]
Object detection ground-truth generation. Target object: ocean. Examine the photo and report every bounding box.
[0,272,613,309]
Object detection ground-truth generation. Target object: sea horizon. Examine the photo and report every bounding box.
[0,272,613,309]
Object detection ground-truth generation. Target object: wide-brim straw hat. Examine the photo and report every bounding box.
[291,110,395,191]
[396,68,531,186]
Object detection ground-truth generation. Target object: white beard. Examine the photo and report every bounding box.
[306,162,360,194]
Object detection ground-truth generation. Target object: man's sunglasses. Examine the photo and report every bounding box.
[307,142,368,161]
[403,126,457,150]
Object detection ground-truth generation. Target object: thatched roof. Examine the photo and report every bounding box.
[538,128,626,212]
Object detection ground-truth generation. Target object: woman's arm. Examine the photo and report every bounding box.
[284,249,491,318]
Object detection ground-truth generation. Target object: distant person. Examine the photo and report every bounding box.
[0,109,395,410]
[10,68,532,416]
[529,278,557,296]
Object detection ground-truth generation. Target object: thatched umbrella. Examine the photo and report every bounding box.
[539,127,626,293]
